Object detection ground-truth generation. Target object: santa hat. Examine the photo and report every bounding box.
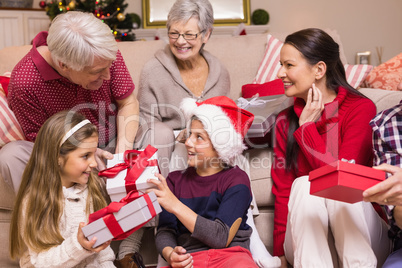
[180,96,254,166]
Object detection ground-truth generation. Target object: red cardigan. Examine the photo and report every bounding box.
[271,87,376,256]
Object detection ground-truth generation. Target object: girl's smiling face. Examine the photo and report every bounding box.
[277,44,317,100]
[185,119,222,176]
[58,134,98,188]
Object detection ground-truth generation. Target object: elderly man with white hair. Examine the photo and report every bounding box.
[0,11,139,194]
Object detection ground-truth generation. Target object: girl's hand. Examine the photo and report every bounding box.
[299,84,324,126]
[168,246,193,268]
[77,222,111,253]
[146,173,179,214]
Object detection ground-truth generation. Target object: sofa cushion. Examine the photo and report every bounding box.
[0,45,31,76]
[253,34,283,84]
[206,34,268,100]
[0,90,25,148]
[117,40,166,95]
[363,53,402,91]
[244,148,275,208]
[0,76,10,95]
[360,88,402,113]
[344,64,373,89]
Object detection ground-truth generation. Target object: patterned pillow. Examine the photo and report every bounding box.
[253,34,283,84]
[344,64,373,89]
[0,88,25,148]
[253,34,373,89]
[0,76,10,95]
[363,53,402,91]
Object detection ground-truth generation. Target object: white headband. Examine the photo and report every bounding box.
[60,119,91,145]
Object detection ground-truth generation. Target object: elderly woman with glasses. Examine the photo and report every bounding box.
[135,0,230,178]
[114,0,230,266]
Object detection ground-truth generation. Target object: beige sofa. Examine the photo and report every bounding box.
[1,33,402,267]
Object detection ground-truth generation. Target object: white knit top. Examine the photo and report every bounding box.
[19,184,115,267]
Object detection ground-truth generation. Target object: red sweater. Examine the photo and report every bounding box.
[271,87,376,256]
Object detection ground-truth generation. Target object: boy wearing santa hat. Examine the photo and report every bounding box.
[146,96,280,268]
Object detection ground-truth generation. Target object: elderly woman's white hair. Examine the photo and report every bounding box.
[47,11,118,71]
[167,0,214,39]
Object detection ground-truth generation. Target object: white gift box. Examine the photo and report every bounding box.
[82,191,162,248]
[239,95,293,138]
[106,149,159,202]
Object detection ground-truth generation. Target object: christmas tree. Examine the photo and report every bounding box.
[39,0,141,41]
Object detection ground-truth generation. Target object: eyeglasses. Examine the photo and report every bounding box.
[168,30,205,41]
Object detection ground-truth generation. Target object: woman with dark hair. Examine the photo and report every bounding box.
[271,28,391,267]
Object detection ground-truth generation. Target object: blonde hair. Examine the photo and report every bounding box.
[10,110,108,259]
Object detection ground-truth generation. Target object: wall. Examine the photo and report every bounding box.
[33,0,401,65]
[251,0,402,66]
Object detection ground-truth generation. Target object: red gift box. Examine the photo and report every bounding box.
[241,79,284,98]
[309,160,386,203]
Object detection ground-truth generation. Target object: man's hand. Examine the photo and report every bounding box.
[175,129,187,144]
[95,148,114,171]
[363,164,402,205]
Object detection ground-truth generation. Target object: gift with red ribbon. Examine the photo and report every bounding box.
[82,191,162,248]
[99,145,160,202]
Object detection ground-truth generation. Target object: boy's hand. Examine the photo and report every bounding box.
[77,222,111,253]
[167,246,193,268]
[147,173,179,214]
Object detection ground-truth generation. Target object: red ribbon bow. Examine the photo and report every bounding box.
[88,191,157,241]
[98,145,159,193]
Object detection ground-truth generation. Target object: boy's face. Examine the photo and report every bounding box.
[185,119,222,176]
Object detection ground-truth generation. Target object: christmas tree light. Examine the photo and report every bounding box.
[40,0,138,41]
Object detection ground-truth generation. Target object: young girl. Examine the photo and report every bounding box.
[146,96,280,268]
[271,28,391,267]
[10,110,115,267]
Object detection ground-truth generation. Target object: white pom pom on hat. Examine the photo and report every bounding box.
[180,96,254,166]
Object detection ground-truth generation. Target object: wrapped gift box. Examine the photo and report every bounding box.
[82,191,162,248]
[241,79,285,98]
[309,160,386,203]
[238,94,293,138]
[103,145,160,202]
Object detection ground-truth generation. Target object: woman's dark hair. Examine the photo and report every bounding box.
[284,28,366,171]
